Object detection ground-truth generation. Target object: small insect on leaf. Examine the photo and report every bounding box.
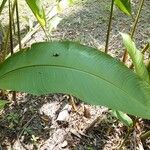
[53,53,60,57]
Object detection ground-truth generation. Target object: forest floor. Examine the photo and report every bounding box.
[0,0,150,149]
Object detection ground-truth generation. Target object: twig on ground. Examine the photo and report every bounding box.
[17,113,37,139]
[118,128,132,149]
[69,95,77,112]
[84,116,105,133]
[140,130,150,141]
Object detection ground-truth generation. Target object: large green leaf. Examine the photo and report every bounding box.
[0,42,150,118]
[26,0,46,27]
[121,33,150,83]
[115,0,131,16]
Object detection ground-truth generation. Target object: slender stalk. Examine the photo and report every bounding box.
[0,0,7,14]
[15,0,21,50]
[105,0,114,53]
[41,26,50,41]
[12,17,16,34]
[12,23,40,53]
[9,0,13,55]
[130,0,145,38]
[122,50,127,63]
[7,4,57,55]
[11,1,16,35]
[122,0,145,63]
[3,0,16,60]
[9,0,16,101]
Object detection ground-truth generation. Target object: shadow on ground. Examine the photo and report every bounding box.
[0,93,120,150]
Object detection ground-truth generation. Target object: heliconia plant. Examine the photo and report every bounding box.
[0,41,150,119]
[0,0,149,126]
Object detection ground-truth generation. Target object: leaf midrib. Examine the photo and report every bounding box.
[0,64,145,106]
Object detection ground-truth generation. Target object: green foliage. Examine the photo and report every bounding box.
[23,127,33,135]
[112,110,133,127]
[121,33,150,83]
[86,146,94,150]
[114,0,131,16]
[7,112,19,124]
[0,42,150,118]
[0,99,7,109]
[25,0,46,28]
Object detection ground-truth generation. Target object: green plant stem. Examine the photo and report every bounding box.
[12,23,40,54]
[0,0,7,14]
[11,1,16,35]
[10,8,57,54]
[9,0,13,55]
[12,16,16,34]
[130,0,145,38]
[105,0,114,53]
[7,3,59,56]
[3,0,16,60]
[9,0,16,101]
[41,26,50,41]
[122,0,145,63]
[15,0,21,50]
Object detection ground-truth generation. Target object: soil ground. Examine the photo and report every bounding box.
[0,0,150,149]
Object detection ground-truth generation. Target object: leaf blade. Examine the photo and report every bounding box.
[0,42,150,118]
[121,32,150,83]
[115,0,131,16]
[25,0,46,27]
